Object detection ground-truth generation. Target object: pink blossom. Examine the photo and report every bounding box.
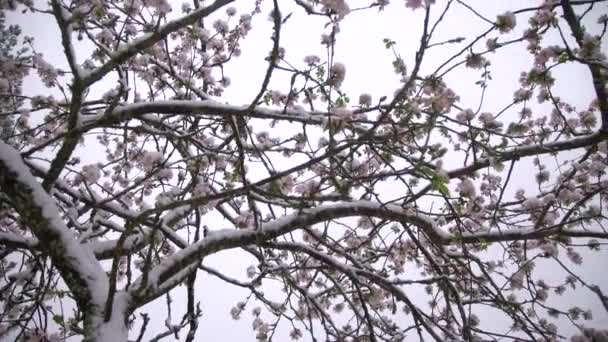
[456,109,475,122]
[331,107,353,120]
[303,55,321,66]
[32,54,58,88]
[294,180,319,196]
[141,151,163,171]
[226,6,237,16]
[406,0,434,10]
[496,12,516,33]
[486,38,499,51]
[146,0,171,14]
[81,164,101,184]
[359,93,372,107]
[328,62,346,88]
[320,0,350,19]
[523,197,542,210]
[457,179,476,198]
[157,168,173,180]
[213,19,229,35]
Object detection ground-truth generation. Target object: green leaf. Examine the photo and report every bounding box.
[479,239,490,251]
[53,315,63,324]
[383,38,396,49]
[431,174,450,196]
[267,180,282,195]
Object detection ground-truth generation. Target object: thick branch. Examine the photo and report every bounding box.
[129,200,608,307]
[0,142,108,309]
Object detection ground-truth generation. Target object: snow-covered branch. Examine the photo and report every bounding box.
[0,142,108,308]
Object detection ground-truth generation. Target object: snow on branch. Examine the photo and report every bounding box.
[0,142,108,307]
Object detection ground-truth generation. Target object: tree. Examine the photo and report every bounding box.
[0,0,607,340]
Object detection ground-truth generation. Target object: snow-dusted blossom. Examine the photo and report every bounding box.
[193,181,211,196]
[331,107,353,120]
[157,168,173,180]
[486,37,499,51]
[17,110,30,128]
[582,310,593,320]
[213,19,229,35]
[539,242,558,258]
[496,12,516,33]
[513,88,532,102]
[377,0,390,10]
[320,0,350,19]
[567,248,583,265]
[478,112,503,131]
[256,131,277,148]
[465,53,487,69]
[277,175,295,193]
[405,0,434,10]
[32,54,59,87]
[456,109,475,122]
[469,314,480,327]
[181,2,192,13]
[96,28,114,45]
[124,0,142,15]
[147,0,171,14]
[328,62,346,88]
[523,197,542,210]
[246,265,257,278]
[558,186,583,204]
[102,88,119,103]
[124,24,137,36]
[359,93,372,107]
[235,212,254,229]
[303,55,321,66]
[579,110,597,129]
[230,302,246,320]
[140,151,163,171]
[422,80,459,113]
[290,328,303,340]
[294,180,319,196]
[530,7,555,27]
[534,47,557,65]
[510,270,525,289]
[239,14,252,34]
[268,90,287,106]
[589,156,606,178]
[321,33,334,46]
[434,159,449,180]
[457,178,476,198]
[155,193,171,207]
[221,76,231,87]
[535,170,549,184]
[393,57,407,75]
[226,6,237,16]
[81,164,101,184]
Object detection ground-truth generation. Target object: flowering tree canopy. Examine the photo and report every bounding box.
[1,0,608,341]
